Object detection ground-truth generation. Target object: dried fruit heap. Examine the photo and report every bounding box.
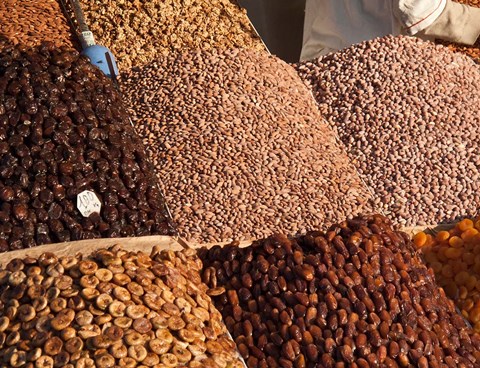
[0,44,173,250]
[415,217,480,332]
[0,246,243,367]
[201,214,480,367]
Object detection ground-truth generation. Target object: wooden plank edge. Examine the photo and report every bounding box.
[0,235,184,267]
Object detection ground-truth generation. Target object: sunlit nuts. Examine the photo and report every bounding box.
[75,311,94,326]
[50,308,75,330]
[125,305,147,319]
[108,301,126,317]
[114,316,133,329]
[132,318,152,334]
[124,331,144,346]
[65,337,83,354]
[6,331,20,345]
[127,345,148,362]
[95,353,115,368]
[126,282,144,296]
[104,325,124,341]
[192,307,210,322]
[91,334,113,349]
[0,316,9,332]
[9,271,27,286]
[113,287,131,302]
[143,293,161,310]
[167,315,186,331]
[35,356,54,368]
[109,341,128,359]
[95,269,113,283]
[81,288,100,301]
[43,336,63,355]
[160,353,178,367]
[80,275,99,289]
[188,339,208,356]
[78,324,101,339]
[78,261,98,275]
[96,294,113,310]
[27,347,42,362]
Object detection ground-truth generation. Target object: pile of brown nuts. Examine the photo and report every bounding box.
[0,43,173,251]
[295,35,480,227]
[76,0,264,71]
[122,48,374,243]
[0,0,76,50]
[0,245,244,367]
[200,214,480,367]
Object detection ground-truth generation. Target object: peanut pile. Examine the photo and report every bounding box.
[0,0,76,50]
[295,35,480,227]
[0,246,244,367]
[201,214,480,367]
[77,0,264,71]
[122,48,374,243]
[415,217,480,332]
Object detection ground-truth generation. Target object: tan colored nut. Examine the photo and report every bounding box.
[172,345,192,363]
[97,282,115,295]
[44,336,63,355]
[10,350,27,367]
[206,287,226,297]
[65,337,83,354]
[80,275,99,289]
[60,256,78,270]
[109,341,128,359]
[51,308,75,330]
[108,264,125,275]
[96,294,113,310]
[108,301,126,317]
[143,294,162,310]
[61,287,80,298]
[126,282,144,296]
[75,357,95,368]
[128,345,148,362]
[95,269,113,282]
[150,315,168,329]
[118,357,136,368]
[26,266,41,277]
[61,327,77,341]
[45,286,60,300]
[46,263,64,277]
[78,324,101,339]
[5,306,17,320]
[183,313,202,326]
[50,298,67,313]
[113,287,131,302]
[35,315,50,333]
[178,329,197,343]
[43,277,55,290]
[27,284,46,299]
[27,275,45,287]
[124,331,144,346]
[162,302,180,316]
[27,347,42,362]
[206,340,224,355]
[132,318,152,334]
[89,304,105,316]
[75,311,94,326]
[9,271,27,286]
[6,331,20,345]
[148,338,171,355]
[78,261,98,275]
[35,355,54,368]
[95,353,115,368]
[188,339,207,356]
[188,361,204,368]
[94,314,112,325]
[0,316,9,332]
[112,273,131,286]
[32,297,48,312]
[113,316,132,329]
[160,353,178,367]
[142,352,160,367]
[161,290,175,304]
[104,325,124,341]
[167,315,186,331]
[68,296,86,311]
[192,307,209,322]
[174,297,192,314]
[154,329,173,344]
[125,305,147,319]
[55,275,73,290]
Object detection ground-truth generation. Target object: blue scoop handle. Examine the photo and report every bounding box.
[81,45,119,79]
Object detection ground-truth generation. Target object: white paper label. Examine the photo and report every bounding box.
[77,190,101,217]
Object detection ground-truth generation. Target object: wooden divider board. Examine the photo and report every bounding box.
[0,235,184,267]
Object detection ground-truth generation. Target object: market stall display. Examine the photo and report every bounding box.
[0,44,173,251]
[295,35,480,227]
[200,214,480,367]
[0,0,76,50]
[0,245,244,367]
[414,217,480,331]
[123,48,374,243]
[77,0,265,71]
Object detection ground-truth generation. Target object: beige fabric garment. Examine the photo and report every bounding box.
[301,0,480,61]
